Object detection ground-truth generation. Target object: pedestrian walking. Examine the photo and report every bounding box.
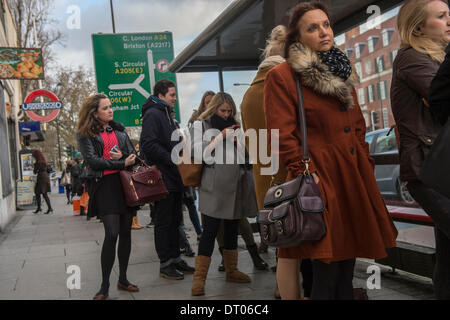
[31,150,53,214]
[391,0,450,299]
[190,92,259,296]
[264,1,398,300]
[70,153,84,201]
[61,160,73,204]
[183,186,203,242]
[77,93,140,300]
[140,79,195,280]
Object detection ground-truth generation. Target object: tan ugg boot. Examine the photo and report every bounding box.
[191,256,211,296]
[223,249,251,283]
[132,216,143,230]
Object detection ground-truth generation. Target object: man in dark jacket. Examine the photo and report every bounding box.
[140,79,194,279]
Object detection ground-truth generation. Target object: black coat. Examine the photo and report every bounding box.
[33,162,51,195]
[429,51,450,126]
[391,47,442,181]
[70,163,84,196]
[140,96,183,192]
[77,120,137,217]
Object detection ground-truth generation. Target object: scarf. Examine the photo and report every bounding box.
[317,46,352,81]
[210,114,236,132]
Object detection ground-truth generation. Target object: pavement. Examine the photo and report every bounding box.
[0,192,436,300]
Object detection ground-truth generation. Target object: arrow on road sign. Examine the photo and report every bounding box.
[108,74,150,99]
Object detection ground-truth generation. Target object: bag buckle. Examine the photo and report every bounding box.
[302,159,311,175]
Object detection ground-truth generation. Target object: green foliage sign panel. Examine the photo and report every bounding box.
[92,32,178,127]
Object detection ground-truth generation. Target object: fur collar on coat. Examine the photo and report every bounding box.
[287,43,360,109]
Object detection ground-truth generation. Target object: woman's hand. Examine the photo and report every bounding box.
[124,154,136,167]
[312,172,320,184]
[110,147,123,160]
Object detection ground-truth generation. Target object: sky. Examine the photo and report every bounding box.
[48,0,400,128]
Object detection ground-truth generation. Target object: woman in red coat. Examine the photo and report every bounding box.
[264,2,398,300]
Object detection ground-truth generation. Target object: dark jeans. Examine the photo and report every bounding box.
[183,196,202,235]
[154,192,183,267]
[407,180,450,299]
[65,185,72,202]
[311,259,355,300]
[217,218,255,248]
[198,214,239,257]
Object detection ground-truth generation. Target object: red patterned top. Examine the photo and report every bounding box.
[100,130,120,176]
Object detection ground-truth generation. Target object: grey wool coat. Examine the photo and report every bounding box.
[190,119,258,220]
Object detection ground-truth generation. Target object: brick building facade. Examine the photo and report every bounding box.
[343,16,400,132]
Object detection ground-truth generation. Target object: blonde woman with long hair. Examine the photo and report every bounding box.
[189,92,258,296]
[391,0,450,299]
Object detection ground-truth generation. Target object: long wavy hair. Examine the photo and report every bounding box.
[32,150,46,165]
[188,90,215,126]
[78,93,109,137]
[398,0,449,63]
[198,92,237,122]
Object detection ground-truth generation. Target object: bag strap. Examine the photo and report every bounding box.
[294,73,311,174]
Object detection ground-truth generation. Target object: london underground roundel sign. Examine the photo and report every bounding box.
[22,89,62,123]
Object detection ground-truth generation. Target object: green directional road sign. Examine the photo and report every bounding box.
[92,32,179,127]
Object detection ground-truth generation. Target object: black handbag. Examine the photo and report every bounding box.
[257,73,327,248]
[420,118,450,199]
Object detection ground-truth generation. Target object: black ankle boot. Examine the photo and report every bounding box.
[33,208,42,214]
[247,244,269,270]
[45,208,53,214]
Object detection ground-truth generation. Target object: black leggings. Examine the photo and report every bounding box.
[99,214,133,291]
[198,214,239,257]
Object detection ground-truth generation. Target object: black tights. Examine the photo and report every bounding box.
[198,214,239,257]
[99,214,133,293]
[36,193,52,210]
[311,259,356,300]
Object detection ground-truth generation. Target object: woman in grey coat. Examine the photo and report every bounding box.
[190,92,258,296]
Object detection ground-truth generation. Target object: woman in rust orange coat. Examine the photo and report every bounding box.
[264,2,398,300]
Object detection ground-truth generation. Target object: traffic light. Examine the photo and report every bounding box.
[65,145,74,157]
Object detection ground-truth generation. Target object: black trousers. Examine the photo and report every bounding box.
[311,259,355,300]
[154,192,183,266]
[407,180,450,299]
[198,214,239,257]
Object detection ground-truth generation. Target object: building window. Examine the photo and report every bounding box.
[355,62,362,78]
[383,108,389,128]
[377,81,388,100]
[368,36,379,53]
[345,47,354,58]
[367,85,375,103]
[355,43,365,59]
[390,49,399,65]
[358,88,365,105]
[365,60,372,75]
[382,29,395,47]
[374,56,385,73]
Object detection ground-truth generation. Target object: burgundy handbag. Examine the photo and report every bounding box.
[120,158,168,207]
[257,73,327,248]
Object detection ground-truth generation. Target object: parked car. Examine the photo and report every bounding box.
[365,127,415,204]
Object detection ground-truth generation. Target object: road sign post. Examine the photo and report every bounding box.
[92,32,179,127]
